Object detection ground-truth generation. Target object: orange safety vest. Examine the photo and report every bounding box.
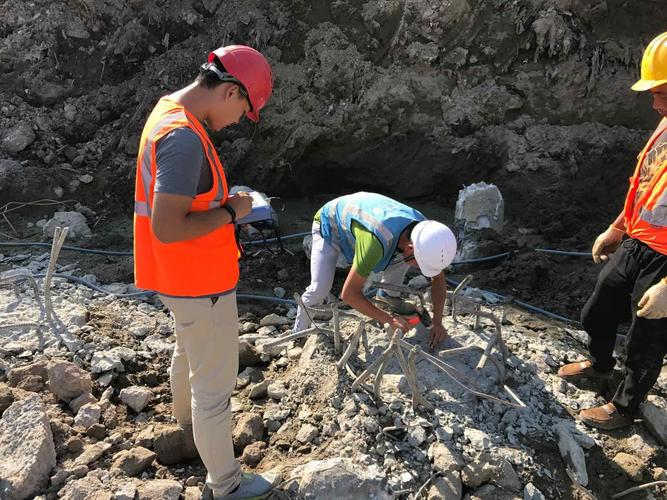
[624,118,667,255]
[133,97,239,296]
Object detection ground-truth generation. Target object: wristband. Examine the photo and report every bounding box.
[609,224,625,233]
[222,204,236,223]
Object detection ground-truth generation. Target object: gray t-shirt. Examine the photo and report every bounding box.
[154,127,212,197]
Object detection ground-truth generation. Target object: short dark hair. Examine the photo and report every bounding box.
[402,221,419,241]
[196,58,227,88]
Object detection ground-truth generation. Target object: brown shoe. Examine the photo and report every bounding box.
[579,403,633,430]
[558,360,611,380]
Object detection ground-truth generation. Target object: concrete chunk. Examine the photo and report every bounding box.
[455,182,504,232]
[640,395,667,446]
[0,393,56,499]
[291,457,390,499]
[556,421,588,486]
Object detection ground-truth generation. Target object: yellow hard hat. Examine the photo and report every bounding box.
[632,32,667,91]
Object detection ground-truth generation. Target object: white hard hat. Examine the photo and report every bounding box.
[411,221,457,277]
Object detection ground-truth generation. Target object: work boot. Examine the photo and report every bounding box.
[375,290,417,315]
[557,360,612,381]
[579,402,634,430]
[201,471,282,499]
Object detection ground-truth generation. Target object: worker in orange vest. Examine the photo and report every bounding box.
[559,32,667,430]
[133,46,280,499]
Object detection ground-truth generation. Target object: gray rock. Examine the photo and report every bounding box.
[111,446,157,476]
[137,479,183,500]
[464,428,492,451]
[249,380,269,399]
[119,386,153,413]
[86,423,106,440]
[74,403,102,429]
[233,413,265,451]
[296,423,319,444]
[69,391,97,414]
[493,459,522,492]
[7,360,49,387]
[291,457,391,499]
[90,350,125,374]
[73,442,112,467]
[239,340,261,368]
[260,313,289,327]
[461,459,495,488]
[524,482,546,500]
[15,374,44,392]
[240,322,259,334]
[114,482,138,500]
[556,421,588,486]
[267,381,288,401]
[408,425,427,447]
[65,436,84,453]
[0,383,13,415]
[428,471,463,500]
[455,182,504,233]
[255,337,286,357]
[429,442,464,473]
[141,334,174,354]
[49,468,70,488]
[240,441,267,467]
[153,424,198,465]
[49,361,92,403]
[2,122,36,153]
[640,395,667,446]
[43,211,92,239]
[57,473,109,499]
[0,393,56,500]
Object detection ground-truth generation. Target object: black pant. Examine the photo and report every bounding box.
[581,237,667,415]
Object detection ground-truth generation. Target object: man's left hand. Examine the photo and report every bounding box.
[428,323,448,349]
[637,281,667,319]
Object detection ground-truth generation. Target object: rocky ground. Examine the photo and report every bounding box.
[0,211,666,500]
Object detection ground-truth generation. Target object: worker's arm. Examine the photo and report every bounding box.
[609,212,626,231]
[150,128,253,243]
[152,192,252,244]
[428,271,448,349]
[341,269,410,332]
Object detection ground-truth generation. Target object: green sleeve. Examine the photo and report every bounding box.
[314,208,322,223]
[351,221,384,277]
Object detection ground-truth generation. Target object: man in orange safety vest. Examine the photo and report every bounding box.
[133,45,280,499]
[559,32,667,430]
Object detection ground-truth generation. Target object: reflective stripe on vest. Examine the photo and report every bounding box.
[133,97,239,296]
[624,118,667,255]
[319,192,426,272]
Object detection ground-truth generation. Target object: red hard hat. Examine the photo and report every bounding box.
[208,45,273,122]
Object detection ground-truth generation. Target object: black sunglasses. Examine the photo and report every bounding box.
[201,62,253,112]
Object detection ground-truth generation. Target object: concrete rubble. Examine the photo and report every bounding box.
[0,262,666,499]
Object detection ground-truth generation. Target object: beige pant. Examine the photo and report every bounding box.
[159,293,241,496]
